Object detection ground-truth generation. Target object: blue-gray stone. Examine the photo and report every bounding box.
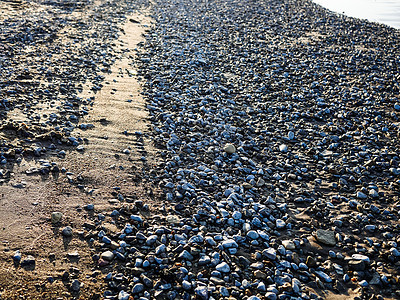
[178,250,193,261]
[315,270,332,283]
[146,235,157,245]
[275,219,285,229]
[132,283,144,294]
[246,230,259,240]
[262,248,276,260]
[130,215,143,222]
[194,286,209,299]
[222,239,238,248]
[118,290,130,300]
[215,262,230,273]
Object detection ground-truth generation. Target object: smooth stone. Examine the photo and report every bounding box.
[71,279,82,292]
[265,293,277,300]
[275,219,286,229]
[132,283,144,294]
[101,251,114,261]
[282,240,296,250]
[51,212,63,224]
[182,280,191,290]
[357,191,368,199]
[13,250,21,262]
[254,270,267,279]
[348,259,365,271]
[262,248,277,260]
[61,226,73,237]
[178,250,193,261]
[315,270,332,283]
[246,230,259,240]
[21,255,35,267]
[315,229,336,246]
[146,235,157,245]
[222,239,238,248]
[288,131,295,140]
[194,286,208,299]
[351,254,370,264]
[215,262,230,273]
[223,143,236,154]
[232,211,242,220]
[166,215,180,224]
[130,215,143,222]
[279,144,288,153]
[369,189,379,198]
[219,286,229,297]
[359,280,368,287]
[205,236,216,246]
[155,244,166,255]
[118,290,130,300]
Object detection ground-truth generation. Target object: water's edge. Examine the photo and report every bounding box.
[312,0,400,29]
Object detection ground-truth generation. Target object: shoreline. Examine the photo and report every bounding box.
[311,0,400,29]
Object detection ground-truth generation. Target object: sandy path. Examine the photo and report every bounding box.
[0,12,154,299]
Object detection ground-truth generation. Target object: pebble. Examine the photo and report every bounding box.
[101,251,114,261]
[61,226,73,237]
[215,262,230,273]
[282,240,296,250]
[246,230,259,240]
[51,212,63,224]
[315,270,332,283]
[13,250,21,262]
[315,229,336,246]
[223,143,236,154]
[20,255,35,267]
[118,290,130,300]
[71,279,82,292]
[262,248,277,260]
[132,283,144,294]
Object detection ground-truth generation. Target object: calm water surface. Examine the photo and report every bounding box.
[312,0,400,29]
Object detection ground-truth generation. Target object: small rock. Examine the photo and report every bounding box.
[13,250,21,262]
[315,270,332,283]
[247,230,259,240]
[279,144,288,153]
[61,226,73,237]
[132,283,144,294]
[21,255,35,267]
[215,262,230,273]
[194,286,208,299]
[356,191,368,199]
[223,143,236,154]
[306,256,317,268]
[275,219,286,229]
[71,279,82,292]
[315,229,336,246]
[254,270,267,279]
[282,240,296,250]
[232,211,242,220]
[101,251,114,261]
[51,212,63,224]
[348,259,365,271]
[222,239,238,248]
[178,250,193,261]
[166,215,180,224]
[118,290,130,300]
[262,248,277,260]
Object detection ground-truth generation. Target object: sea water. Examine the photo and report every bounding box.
[312,0,400,29]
